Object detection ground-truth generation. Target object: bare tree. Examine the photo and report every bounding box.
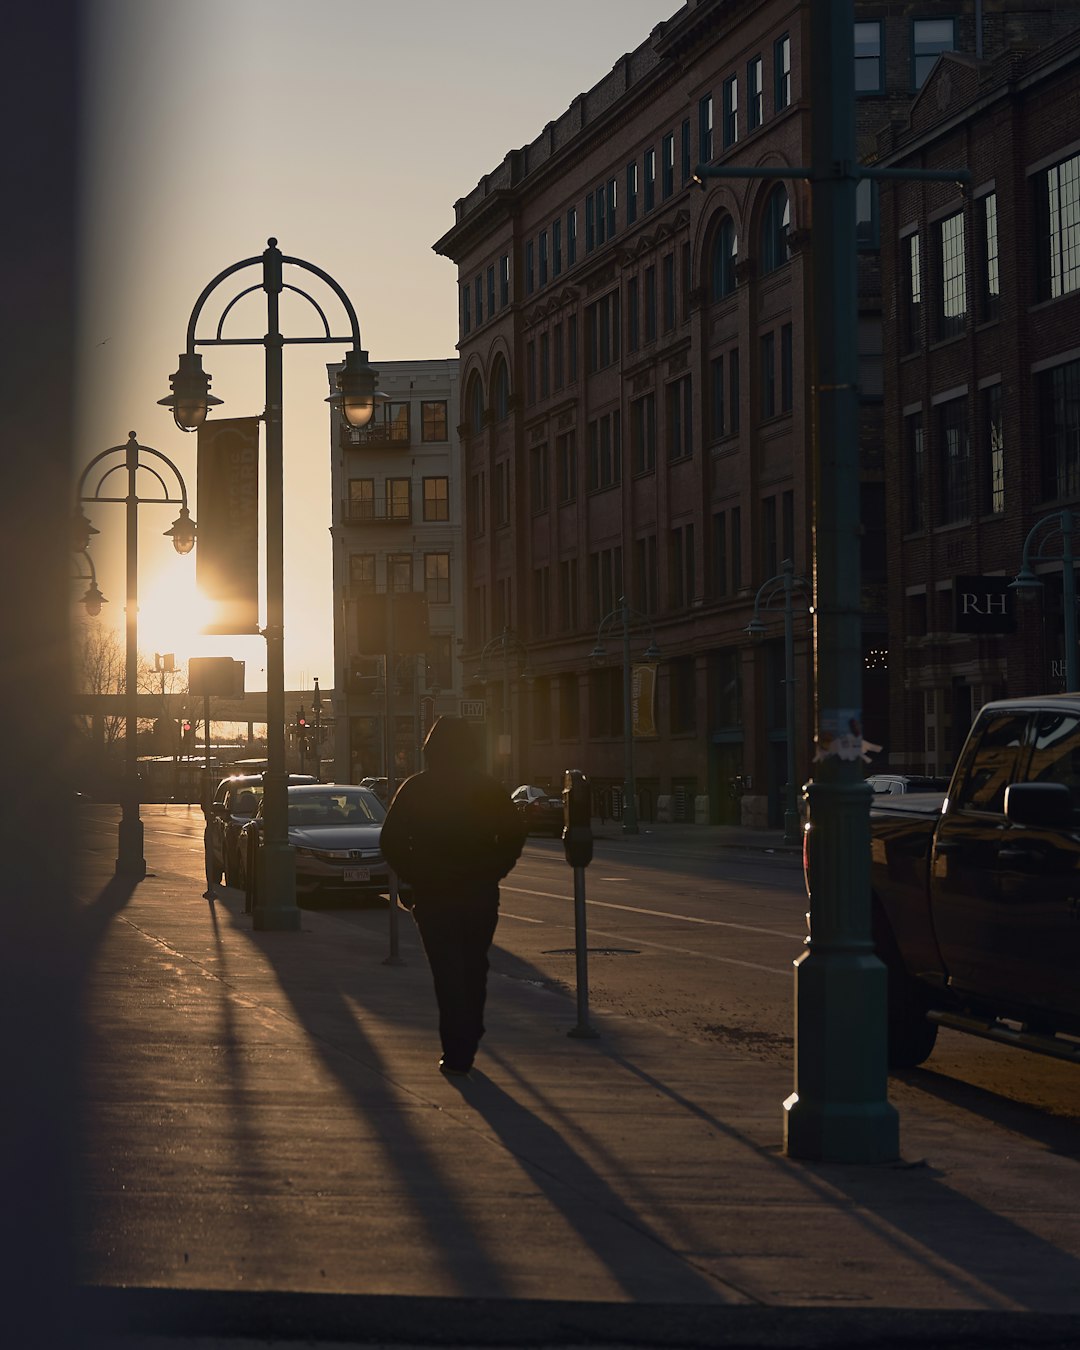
[73,620,126,748]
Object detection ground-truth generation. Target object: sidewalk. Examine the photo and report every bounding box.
[70,816,1080,1348]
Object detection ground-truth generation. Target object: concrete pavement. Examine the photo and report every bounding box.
[69,812,1080,1348]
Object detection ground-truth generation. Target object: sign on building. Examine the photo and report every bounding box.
[953,576,1016,633]
[459,699,485,720]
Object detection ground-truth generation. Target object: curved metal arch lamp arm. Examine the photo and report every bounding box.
[75,436,191,508]
[184,254,263,352]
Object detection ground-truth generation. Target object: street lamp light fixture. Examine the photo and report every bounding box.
[163,504,197,555]
[327,347,378,429]
[592,598,661,834]
[158,351,223,433]
[72,549,107,616]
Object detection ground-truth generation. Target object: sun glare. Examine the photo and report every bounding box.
[137,568,223,662]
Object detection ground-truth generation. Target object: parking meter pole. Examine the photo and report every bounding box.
[383,599,405,967]
[563,769,599,1040]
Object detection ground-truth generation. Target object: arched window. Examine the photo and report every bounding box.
[710,216,738,301]
[492,357,510,421]
[466,373,485,436]
[761,186,791,274]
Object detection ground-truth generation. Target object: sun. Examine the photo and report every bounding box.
[137,566,221,663]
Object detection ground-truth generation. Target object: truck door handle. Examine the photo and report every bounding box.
[997,847,1037,865]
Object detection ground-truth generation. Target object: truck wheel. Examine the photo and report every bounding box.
[885,967,938,1068]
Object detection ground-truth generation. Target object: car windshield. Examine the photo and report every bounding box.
[286,788,385,827]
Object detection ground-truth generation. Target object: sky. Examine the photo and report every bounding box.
[77,0,674,693]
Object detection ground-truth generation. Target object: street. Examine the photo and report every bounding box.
[81,802,1080,1130]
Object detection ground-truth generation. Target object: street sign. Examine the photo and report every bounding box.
[460,699,485,720]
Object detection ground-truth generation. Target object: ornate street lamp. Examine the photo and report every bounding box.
[72,549,108,617]
[591,599,661,835]
[73,432,195,876]
[1010,508,1078,691]
[163,238,377,931]
[477,627,531,786]
[746,559,813,846]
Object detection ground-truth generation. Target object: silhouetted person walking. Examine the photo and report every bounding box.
[380,716,526,1077]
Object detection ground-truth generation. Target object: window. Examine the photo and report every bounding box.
[428,633,452,690]
[553,323,564,389]
[553,218,563,277]
[782,489,795,564]
[730,348,741,434]
[586,411,622,490]
[494,459,510,527]
[938,396,970,525]
[760,332,776,419]
[539,331,550,398]
[475,275,483,326]
[539,229,548,287]
[376,401,410,444]
[349,552,376,593]
[347,477,373,521]
[631,392,656,473]
[856,178,878,248]
[681,119,691,183]
[588,546,622,625]
[530,442,549,513]
[644,148,656,211]
[499,254,510,307]
[627,275,639,353]
[984,383,1004,515]
[761,186,790,273]
[567,207,577,266]
[722,75,738,148]
[585,193,596,253]
[913,18,955,89]
[709,355,725,439]
[644,265,657,342]
[556,430,577,502]
[607,178,618,237]
[469,470,486,537]
[699,95,713,163]
[1036,152,1080,301]
[387,553,412,593]
[762,495,778,578]
[662,253,675,332]
[711,512,727,596]
[461,283,471,336]
[531,576,551,645]
[568,313,578,380]
[731,505,742,590]
[747,56,763,130]
[681,239,692,321]
[626,161,638,225]
[386,478,411,522]
[422,477,449,522]
[633,534,658,613]
[670,524,695,608]
[905,232,922,351]
[492,357,510,420]
[1039,358,1080,500]
[953,710,1028,813]
[525,239,535,295]
[586,290,620,372]
[710,215,738,300]
[421,400,447,442]
[979,193,1000,320]
[905,412,925,532]
[662,132,675,200]
[774,34,791,110]
[666,376,693,460]
[854,21,882,93]
[526,340,536,405]
[591,186,602,247]
[780,323,793,413]
[424,553,450,605]
[559,559,578,633]
[938,211,966,340]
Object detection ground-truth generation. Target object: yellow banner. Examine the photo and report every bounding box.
[631,662,657,737]
[196,417,260,633]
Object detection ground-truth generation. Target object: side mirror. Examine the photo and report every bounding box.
[1004,781,1073,828]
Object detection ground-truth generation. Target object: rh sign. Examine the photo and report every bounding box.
[953,576,1016,634]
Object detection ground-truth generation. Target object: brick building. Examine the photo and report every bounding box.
[435,0,814,825]
[877,28,1080,770]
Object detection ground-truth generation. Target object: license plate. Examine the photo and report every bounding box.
[344,867,370,883]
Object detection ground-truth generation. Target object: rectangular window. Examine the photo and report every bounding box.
[525,240,535,296]
[774,34,791,110]
[681,118,691,183]
[644,148,656,211]
[499,254,510,307]
[905,412,925,532]
[422,476,449,522]
[1039,358,1080,500]
[487,265,495,318]
[553,323,564,390]
[662,253,675,332]
[553,217,563,277]
[475,275,483,326]
[469,470,486,537]
[556,430,577,502]
[568,313,578,380]
[349,552,376,593]
[539,229,548,287]
[667,376,693,460]
[626,161,638,225]
[633,534,658,614]
[461,283,471,336]
[644,265,657,342]
[531,574,550,644]
[386,478,411,522]
[670,524,695,608]
[586,290,620,373]
[607,178,618,237]
[681,239,692,322]
[699,94,713,163]
[722,75,738,148]
[731,505,742,591]
[780,323,793,413]
[559,559,578,634]
[424,552,450,605]
[662,132,675,199]
[730,347,741,433]
[854,20,882,93]
[985,383,1004,515]
[594,185,606,246]
[905,232,922,351]
[747,56,763,130]
[421,400,448,442]
[712,512,727,596]
[539,331,550,399]
[938,396,970,525]
[494,459,510,527]
[585,194,595,253]
[1037,152,1080,301]
[631,392,656,474]
[760,331,776,419]
[567,207,577,266]
[526,339,536,405]
[627,275,639,353]
[782,489,795,564]
[979,192,999,319]
[387,553,411,594]
[530,442,549,513]
[856,178,878,248]
[710,355,725,439]
[913,18,955,89]
[762,495,778,578]
[586,412,622,490]
[938,211,966,340]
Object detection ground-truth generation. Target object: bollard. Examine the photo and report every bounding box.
[563,769,599,1040]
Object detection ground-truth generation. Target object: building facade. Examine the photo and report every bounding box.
[436,0,815,825]
[327,358,464,784]
[878,28,1080,771]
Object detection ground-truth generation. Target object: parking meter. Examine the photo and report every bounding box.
[563,769,593,868]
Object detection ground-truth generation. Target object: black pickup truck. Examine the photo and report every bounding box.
[816,695,1080,1069]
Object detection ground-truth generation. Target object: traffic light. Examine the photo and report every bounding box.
[181,719,194,753]
[296,711,308,732]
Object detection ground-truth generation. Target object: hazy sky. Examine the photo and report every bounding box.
[77,0,674,692]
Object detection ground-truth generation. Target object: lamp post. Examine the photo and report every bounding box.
[477,627,531,786]
[1010,508,1078,691]
[591,598,661,835]
[162,238,376,931]
[746,559,812,845]
[73,432,195,877]
[312,677,323,780]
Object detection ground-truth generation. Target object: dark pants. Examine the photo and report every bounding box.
[412,892,499,1070]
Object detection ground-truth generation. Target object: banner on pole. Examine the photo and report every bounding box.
[196,417,260,634]
[631,662,658,737]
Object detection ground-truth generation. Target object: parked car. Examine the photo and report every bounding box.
[511,784,564,837]
[204,772,317,887]
[865,773,951,796]
[239,783,390,906]
[359,776,390,804]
